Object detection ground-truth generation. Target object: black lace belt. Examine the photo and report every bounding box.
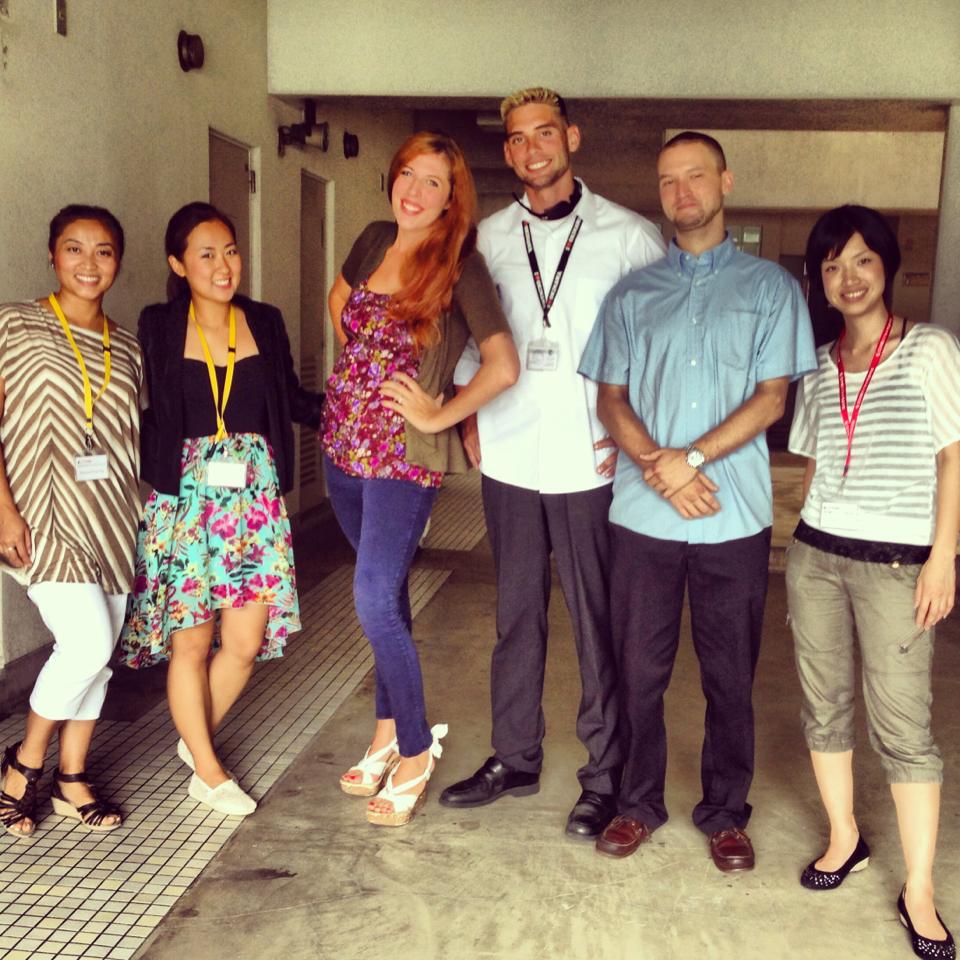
[794,519,931,566]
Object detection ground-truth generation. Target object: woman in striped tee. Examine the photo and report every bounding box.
[0,205,142,836]
[786,205,960,960]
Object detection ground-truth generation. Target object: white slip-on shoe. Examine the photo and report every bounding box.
[178,740,233,779]
[188,774,257,816]
[177,738,195,771]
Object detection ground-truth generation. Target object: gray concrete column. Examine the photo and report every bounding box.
[931,102,960,334]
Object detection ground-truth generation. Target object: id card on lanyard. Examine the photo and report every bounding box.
[522,216,582,372]
[48,293,112,483]
[191,303,248,489]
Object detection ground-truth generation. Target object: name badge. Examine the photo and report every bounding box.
[820,501,860,531]
[74,452,110,482]
[526,337,560,372]
[206,459,248,489]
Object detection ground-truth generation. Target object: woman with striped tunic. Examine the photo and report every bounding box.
[0,205,141,836]
[786,205,960,960]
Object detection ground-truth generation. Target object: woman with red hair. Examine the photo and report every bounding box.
[322,131,519,826]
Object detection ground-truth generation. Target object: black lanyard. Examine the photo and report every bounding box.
[522,216,582,328]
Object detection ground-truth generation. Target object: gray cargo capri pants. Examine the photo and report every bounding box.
[785,539,943,785]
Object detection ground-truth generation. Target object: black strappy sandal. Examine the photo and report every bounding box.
[51,770,123,832]
[0,742,43,838]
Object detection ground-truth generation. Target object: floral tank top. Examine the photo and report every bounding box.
[321,282,443,489]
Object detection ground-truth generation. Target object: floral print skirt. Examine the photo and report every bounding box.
[120,433,300,668]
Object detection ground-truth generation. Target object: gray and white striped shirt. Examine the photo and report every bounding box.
[790,322,960,546]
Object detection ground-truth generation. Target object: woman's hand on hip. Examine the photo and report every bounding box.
[914,547,956,629]
[0,502,32,568]
[380,372,444,434]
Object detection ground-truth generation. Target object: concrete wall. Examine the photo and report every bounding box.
[0,1,411,354]
[267,0,960,99]
[668,130,944,211]
[0,0,415,675]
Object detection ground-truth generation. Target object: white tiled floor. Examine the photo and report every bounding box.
[0,564,452,960]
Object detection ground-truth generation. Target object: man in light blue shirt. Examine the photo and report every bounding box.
[578,132,817,871]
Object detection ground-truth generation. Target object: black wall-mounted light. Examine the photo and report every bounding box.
[177,31,204,72]
[343,132,360,159]
[278,100,330,157]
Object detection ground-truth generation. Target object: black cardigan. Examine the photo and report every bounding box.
[138,294,322,496]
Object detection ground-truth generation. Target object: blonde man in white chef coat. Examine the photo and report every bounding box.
[440,87,665,838]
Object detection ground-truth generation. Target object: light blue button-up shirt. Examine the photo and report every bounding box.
[578,236,817,544]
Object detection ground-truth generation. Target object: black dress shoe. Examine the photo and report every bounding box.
[439,756,539,808]
[565,790,616,838]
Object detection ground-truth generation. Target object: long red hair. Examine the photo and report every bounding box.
[388,131,477,349]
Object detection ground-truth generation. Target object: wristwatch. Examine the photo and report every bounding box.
[684,445,706,470]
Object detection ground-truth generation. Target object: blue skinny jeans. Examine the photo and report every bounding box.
[324,455,438,757]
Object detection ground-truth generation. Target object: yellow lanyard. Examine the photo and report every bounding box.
[48,292,111,449]
[190,302,236,442]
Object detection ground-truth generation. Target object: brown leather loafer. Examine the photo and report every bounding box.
[595,814,650,858]
[709,827,755,872]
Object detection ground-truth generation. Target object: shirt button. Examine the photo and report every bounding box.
[690,359,697,366]
[691,317,699,325]
[691,402,698,409]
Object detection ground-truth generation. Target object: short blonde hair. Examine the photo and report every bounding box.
[499,86,568,124]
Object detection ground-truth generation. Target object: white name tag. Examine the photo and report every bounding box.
[74,453,110,482]
[206,459,248,489]
[820,501,860,531]
[526,337,560,372]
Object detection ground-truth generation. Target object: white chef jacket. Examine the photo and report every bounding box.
[454,180,666,494]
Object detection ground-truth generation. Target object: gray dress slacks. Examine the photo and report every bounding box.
[482,474,621,794]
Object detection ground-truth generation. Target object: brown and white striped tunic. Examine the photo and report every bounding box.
[0,300,142,593]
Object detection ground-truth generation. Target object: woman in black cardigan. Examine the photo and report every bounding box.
[121,202,321,816]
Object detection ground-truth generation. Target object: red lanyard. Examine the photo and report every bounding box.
[836,313,893,478]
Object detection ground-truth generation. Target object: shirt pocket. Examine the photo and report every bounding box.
[714,309,760,369]
[711,309,761,407]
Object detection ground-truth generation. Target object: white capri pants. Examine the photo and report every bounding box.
[27,582,128,722]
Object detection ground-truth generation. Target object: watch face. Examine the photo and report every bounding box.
[686,447,705,469]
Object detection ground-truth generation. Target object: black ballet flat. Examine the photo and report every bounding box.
[898,886,956,960]
[799,834,870,890]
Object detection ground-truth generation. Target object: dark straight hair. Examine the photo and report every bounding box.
[164,201,237,301]
[805,204,901,310]
[48,204,125,262]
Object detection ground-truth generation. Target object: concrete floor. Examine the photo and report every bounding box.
[133,506,960,960]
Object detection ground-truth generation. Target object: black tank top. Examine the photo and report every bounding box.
[182,355,270,439]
